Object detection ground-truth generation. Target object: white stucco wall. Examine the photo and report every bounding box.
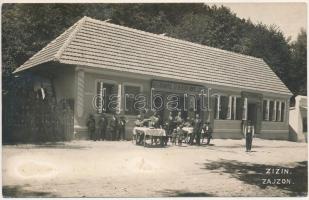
[289,95,307,142]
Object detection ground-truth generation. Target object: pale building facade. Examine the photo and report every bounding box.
[14,16,292,140]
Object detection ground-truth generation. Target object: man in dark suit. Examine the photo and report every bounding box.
[118,116,127,141]
[110,114,119,141]
[244,120,255,152]
[189,113,203,145]
[98,113,108,141]
[86,114,96,141]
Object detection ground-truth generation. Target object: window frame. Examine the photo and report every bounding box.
[262,98,286,122]
[122,82,144,116]
[215,94,242,121]
[95,79,118,114]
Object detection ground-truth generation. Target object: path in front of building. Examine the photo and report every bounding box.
[2,138,308,197]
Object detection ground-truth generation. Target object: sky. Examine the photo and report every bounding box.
[207,3,307,41]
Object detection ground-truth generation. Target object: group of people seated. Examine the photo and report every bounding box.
[134,110,213,146]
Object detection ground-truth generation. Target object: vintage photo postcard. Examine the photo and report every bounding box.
[2,2,308,197]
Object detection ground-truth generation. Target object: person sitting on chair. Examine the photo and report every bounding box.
[134,115,145,144]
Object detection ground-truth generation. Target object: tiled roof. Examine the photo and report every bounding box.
[14,16,292,95]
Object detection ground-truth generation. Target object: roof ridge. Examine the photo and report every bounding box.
[54,16,87,61]
[84,16,261,61]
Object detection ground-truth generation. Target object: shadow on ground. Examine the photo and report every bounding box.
[4,142,89,150]
[157,189,213,197]
[3,185,56,197]
[202,159,307,197]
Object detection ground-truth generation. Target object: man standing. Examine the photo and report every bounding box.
[244,120,255,152]
[118,116,127,141]
[86,114,96,141]
[175,111,183,127]
[189,114,202,145]
[98,113,108,141]
[149,112,160,145]
[203,121,213,145]
[110,114,119,141]
[165,112,175,144]
[167,112,175,134]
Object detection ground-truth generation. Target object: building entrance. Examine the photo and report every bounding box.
[248,103,257,126]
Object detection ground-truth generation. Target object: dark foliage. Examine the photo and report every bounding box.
[2,4,306,96]
[2,72,74,144]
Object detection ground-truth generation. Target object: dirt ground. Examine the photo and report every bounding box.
[2,138,308,197]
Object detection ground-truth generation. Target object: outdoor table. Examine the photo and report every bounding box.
[133,127,166,146]
[182,127,193,143]
[182,127,193,133]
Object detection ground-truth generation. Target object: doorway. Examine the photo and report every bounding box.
[248,103,257,126]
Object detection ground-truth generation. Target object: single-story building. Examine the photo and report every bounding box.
[14,16,292,140]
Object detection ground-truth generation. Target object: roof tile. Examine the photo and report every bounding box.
[14,16,291,95]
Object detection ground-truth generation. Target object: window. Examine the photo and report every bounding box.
[219,96,229,119]
[263,99,285,122]
[281,102,285,122]
[263,100,267,120]
[276,101,280,121]
[229,96,241,120]
[269,101,274,121]
[236,97,242,120]
[215,95,242,120]
[214,96,219,119]
[263,100,270,121]
[96,81,118,114]
[124,85,142,115]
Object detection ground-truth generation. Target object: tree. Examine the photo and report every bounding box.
[2,3,306,96]
[289,29,307,95]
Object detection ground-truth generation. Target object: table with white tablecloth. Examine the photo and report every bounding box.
[182,127,194,143]
[133,127,166,136]
[182,127,193,134]
[133,127,166,146]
